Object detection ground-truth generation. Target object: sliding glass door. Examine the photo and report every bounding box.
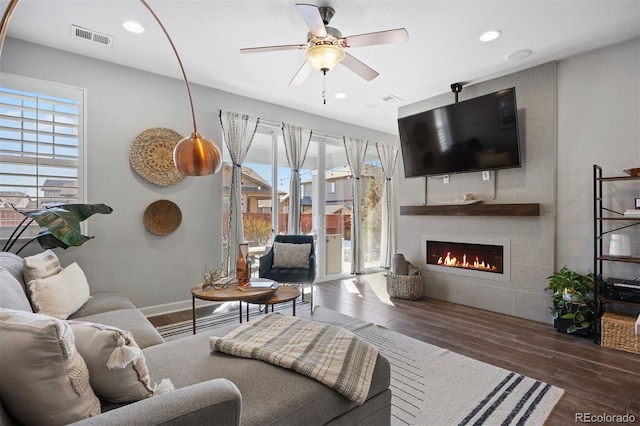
[222,126,384,281]
[276,135,316,236]
[361,158,383,270]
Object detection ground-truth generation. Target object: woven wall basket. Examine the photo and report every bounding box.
[387,272,423,300]
[143,200,182,236]
[130,127,185,186]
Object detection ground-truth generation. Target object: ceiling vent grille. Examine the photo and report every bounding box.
[70,25,113,47]
[381,94,403,103]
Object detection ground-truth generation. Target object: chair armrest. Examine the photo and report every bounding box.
[71,379,241,426]
[259,248,274,277]
[308,252,316,281]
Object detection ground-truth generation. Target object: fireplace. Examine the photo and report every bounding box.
[422,234,511,282]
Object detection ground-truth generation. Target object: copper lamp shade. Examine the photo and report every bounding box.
[173,131,222,176]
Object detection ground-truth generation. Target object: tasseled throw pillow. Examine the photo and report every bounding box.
[69,320,174,403]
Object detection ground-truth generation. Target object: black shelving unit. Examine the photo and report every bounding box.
[593,164,640,343]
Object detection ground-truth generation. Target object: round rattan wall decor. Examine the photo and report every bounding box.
[143,200,182,236]
[130,127,185,186]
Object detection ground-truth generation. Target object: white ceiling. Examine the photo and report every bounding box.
[3,0,639,135]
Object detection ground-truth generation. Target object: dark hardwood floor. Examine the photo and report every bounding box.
[148,274,640,426]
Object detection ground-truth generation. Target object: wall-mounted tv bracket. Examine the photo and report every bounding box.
[451,83,463,103]
[449,82,496,198]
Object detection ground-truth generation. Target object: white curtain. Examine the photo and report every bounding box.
[281,123,312,235]
[219,110,259,274]
[376,144,398,269]
[344,137,368,275]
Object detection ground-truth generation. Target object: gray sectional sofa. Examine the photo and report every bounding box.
[0,252,392,425]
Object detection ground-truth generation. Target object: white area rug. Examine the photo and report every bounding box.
[157,306,564,426]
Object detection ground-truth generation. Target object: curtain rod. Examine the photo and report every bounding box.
[256,118,345,143]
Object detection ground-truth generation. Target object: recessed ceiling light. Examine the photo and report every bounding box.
[123,21,144,34]
[334,92,347,99]
[506,49,533,60]
[479,29,501,42]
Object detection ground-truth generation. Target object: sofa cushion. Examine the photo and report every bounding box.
[0,309,101,425]
[0,252,27,291]
[0,267,32,312]
[273,242,311,268]
[77,308,165,349]
[69,321,172,403]
[23,249,63,283]
[70,291,137,318]
[142,330,391,426]
[28,262,90,319]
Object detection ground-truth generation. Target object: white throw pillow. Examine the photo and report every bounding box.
[273,242,311,268]
[23,249,62,283]
[28,262,90,319]
[0,309,101,425]
[69,320,173,403]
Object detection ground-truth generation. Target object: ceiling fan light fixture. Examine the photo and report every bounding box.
[305,44,345,71]
[173,131,222,176]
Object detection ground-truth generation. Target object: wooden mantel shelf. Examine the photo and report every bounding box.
[399,203,540,217]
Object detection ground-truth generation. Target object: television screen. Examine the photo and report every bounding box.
[398,88,521,178]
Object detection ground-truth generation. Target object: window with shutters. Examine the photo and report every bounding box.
[0,74,85,240]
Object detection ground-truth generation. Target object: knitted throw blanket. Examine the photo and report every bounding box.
[209,313,378,404]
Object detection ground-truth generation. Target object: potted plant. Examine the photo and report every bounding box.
[2,203,113,255]
[546,266,597,336]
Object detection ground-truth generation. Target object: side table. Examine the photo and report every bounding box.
[246,286,301,319]
[191,279,277,334]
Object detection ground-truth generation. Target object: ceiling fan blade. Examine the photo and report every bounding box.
[340,53,379,81]
[240,44,307,54]
[289,61,313,86]
[295,3,327,37]
[343,28,409,48]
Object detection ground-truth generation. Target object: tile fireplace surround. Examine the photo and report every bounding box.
[395,62,557,324]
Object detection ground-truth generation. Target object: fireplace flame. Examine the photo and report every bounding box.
[437,252,497,271]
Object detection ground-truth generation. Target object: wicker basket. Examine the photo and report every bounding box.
[601,311,639,355]
[387,272,423,300]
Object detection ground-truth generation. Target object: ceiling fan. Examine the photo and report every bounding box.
[240,3,409,88]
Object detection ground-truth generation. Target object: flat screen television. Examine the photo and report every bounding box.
[398,87,521,178]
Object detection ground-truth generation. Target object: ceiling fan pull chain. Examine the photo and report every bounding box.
[322,69,327,105]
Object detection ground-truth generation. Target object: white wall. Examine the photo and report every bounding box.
[556,37,640,277]
[1,38,395,311]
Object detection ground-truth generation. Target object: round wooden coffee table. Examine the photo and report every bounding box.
[191,278,277,334]
[246,286,301,318]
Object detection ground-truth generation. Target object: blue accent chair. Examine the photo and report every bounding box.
[259,235,316,312]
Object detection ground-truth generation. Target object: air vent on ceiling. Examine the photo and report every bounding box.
[381,94,403,103]
[70,25,113,47]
